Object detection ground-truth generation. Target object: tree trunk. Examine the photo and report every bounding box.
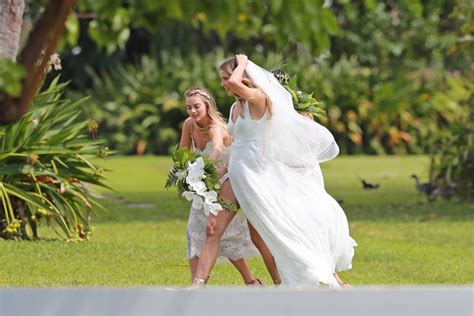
[0,0,76,124]
[0,0,25,60]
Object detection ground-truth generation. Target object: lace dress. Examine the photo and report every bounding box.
[186,140,258,262]
[227,102,356,287]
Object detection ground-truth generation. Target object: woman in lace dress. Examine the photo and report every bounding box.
[193,56,356,287]
[179,86,260,285]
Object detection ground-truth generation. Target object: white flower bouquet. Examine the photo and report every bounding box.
[166,147,232,215]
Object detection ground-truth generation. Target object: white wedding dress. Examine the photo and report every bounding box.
[228,101,356,287]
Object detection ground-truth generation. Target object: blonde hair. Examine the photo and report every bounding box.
[219,57,272,119]
[184,86,227,129]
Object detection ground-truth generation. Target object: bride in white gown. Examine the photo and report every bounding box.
[219,55,357,287]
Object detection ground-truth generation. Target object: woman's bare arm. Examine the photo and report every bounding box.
[227,54,267,117]
[207,125,225,161]
[179,118,193,149]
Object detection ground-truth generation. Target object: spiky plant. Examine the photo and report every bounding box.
[0,78,111,241]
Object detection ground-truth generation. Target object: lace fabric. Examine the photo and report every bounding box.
[186,141,258,262]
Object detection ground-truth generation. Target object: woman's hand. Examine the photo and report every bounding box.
[235,54,248,67]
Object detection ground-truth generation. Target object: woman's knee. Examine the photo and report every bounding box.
[205,221,225,240]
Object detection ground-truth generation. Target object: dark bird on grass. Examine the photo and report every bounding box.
[410,174,437,197]
[357,177,380,189]
[429,183,457,201]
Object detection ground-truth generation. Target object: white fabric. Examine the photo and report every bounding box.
[186,142,258,262]
[227,63,356,286]
[245,60,340,168]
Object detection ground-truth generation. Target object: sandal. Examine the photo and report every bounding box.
[246,278,265,286]
[188,277,207,289]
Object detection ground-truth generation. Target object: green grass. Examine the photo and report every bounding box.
[1,156,473,287]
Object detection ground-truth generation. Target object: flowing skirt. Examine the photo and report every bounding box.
[229,141,356,286]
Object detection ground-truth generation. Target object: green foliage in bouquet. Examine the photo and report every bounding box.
[165,146,221,195]
[166,146,236,213]
[272,69,326,119]
[0,78,111,241]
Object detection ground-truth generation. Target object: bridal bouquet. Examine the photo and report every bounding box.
[272,69,326,119]
[165,147,228,215]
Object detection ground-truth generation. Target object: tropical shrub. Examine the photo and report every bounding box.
[59,1,472,156]
[73,47,472,156]
[0,78,110,241]
[429,123,474,200]
[60,0,472,156]
[284,58,473,155]
[78,50,236,155]
[75,48,301,155]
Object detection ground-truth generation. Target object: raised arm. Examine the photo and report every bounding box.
[227,55,266,112]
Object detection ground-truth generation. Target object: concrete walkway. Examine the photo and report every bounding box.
[1,286,472,316]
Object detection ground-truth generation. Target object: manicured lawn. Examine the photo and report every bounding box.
[1,156,472,287]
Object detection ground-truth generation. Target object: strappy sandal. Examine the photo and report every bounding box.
[188,277,208,289]
[246,278,265,286]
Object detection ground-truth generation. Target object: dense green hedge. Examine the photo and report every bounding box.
[58,0,471,156]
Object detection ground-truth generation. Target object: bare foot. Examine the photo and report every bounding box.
[334,273,352,288]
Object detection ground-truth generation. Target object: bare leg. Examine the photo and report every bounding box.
[193,180,238,283]
[189,257,199,283]
[247,221,282,285]
[229,258,260,284]
[334,272,351,287]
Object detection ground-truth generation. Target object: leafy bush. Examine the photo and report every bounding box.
[53,0,472,156]
[0,78,110,240]
[283,58,472,155]
[77,50,236,155]
[72,48,472,156]
[430,123,474,200]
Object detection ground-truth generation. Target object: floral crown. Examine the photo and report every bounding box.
[187,89,211,101]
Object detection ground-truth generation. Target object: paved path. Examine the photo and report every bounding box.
[1,286,472,316]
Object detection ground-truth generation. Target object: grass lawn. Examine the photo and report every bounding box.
[1,156,473,287]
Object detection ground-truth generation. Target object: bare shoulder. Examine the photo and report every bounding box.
[182,117,194,134]
[184,117,194,127]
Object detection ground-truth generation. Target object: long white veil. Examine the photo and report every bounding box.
[245,60,339,170]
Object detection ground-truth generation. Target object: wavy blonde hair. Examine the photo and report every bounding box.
[219,57,272,119]
[184,86,227,128]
